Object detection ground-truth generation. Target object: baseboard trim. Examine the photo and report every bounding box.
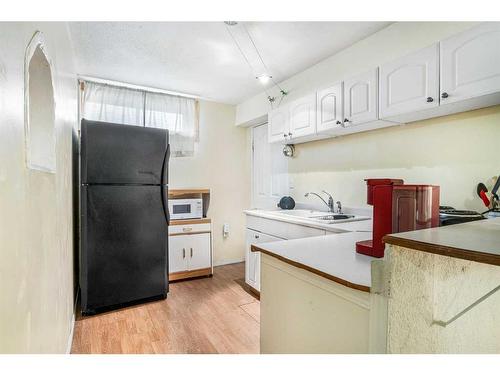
[214,259,244,267]
[66,288,79,354]
[66,313,75,354]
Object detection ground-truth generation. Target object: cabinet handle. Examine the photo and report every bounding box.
[182,248,186,258]
[426,97,434,103]
[254,235,260,239]
[441,92,449,99]
[182,227,193,232]
[336,120,342,125]
[190,248,193,257]
[343,118,350,123]
[288,132,292,137]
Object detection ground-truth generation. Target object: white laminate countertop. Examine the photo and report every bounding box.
[244,209,373,233]
[385,217,500,266]
[252,232,374,290]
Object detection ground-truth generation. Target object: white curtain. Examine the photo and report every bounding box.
[145,92,199,157]
[81,81,199,157]
[82,81,145,126]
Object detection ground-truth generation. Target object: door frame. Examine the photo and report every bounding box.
[251,123,289,209]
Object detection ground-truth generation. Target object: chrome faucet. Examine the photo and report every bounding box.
[304,190,335,213]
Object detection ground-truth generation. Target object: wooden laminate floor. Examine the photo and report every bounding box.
[71,263,260,354]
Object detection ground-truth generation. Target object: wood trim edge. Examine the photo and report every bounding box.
[383,235,500,267]
[169,189,210,196]
[170,218,211,226]
[169,267,212,281]
[251,245,370,293]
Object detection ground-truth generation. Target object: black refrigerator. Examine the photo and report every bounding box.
[80,119,170,315]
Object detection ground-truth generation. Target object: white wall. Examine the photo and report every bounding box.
[170,101,251,265]
[0,23,77,353]
[236,22,499,212]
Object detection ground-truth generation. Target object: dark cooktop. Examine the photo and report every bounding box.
[439,206,484,225]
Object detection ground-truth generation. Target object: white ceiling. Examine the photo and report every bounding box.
[69,22,391,104]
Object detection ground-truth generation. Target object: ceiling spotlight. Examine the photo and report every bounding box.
[224,21,238,26]
[256,75,272,85]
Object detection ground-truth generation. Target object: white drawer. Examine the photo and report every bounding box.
[169,223,211,235]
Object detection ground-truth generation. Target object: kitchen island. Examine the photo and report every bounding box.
[251,231,375,354]
[252,214,500,354]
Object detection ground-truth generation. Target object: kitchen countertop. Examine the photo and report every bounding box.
[252,232,374,292]
[244,209,373,233]
[384,217,500,266]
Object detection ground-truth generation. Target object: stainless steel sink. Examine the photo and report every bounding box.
[271,210,368,224]
[314,214,355,221]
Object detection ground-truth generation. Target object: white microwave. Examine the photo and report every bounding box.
[168,198,203,220]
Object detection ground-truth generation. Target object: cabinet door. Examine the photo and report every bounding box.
[245,229,283,291]
[317,83,343,133]
[168,235,189,273]
[441,23,500,104]
[187,233,211,271]
[268,106,289,143]
[343,69,379,126]
[288,94,316,138]
[379,44,439,118]
[245,230,260,289]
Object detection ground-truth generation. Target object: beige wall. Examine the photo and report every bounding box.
[237,22,498,212]
[170,101,251,265]
[289,106,500,212]
[0,23,77,352]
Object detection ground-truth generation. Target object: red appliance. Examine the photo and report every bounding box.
[356,179,440,258]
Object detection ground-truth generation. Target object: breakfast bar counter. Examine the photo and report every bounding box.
[384,217,500,266]
[251,232,373,291]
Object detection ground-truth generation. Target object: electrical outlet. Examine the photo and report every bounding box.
[223,223,230,238]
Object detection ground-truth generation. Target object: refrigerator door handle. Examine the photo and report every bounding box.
[161,142,170,186]
[160,187,170,225]
[160,143,171,225]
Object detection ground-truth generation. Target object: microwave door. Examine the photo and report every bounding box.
[173,203,192,218]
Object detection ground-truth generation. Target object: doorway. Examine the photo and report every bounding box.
[251,123,288,209]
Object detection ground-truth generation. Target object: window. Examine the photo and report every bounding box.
[24,31,56,172]
[81,81,199,157]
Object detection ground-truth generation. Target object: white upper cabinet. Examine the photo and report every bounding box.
[288,94,317,139]
[343,69,379,126]
[316,82,343,133]
[268,106,289,143]
[264,23,500,145]
[441,23,500,104]
[379,44,439,118]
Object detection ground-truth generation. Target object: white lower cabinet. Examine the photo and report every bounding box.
[245,215,329,292]
[169,232,211,273]
[245,229,283,292]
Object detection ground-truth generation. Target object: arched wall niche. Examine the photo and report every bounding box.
[24,31,56,173]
